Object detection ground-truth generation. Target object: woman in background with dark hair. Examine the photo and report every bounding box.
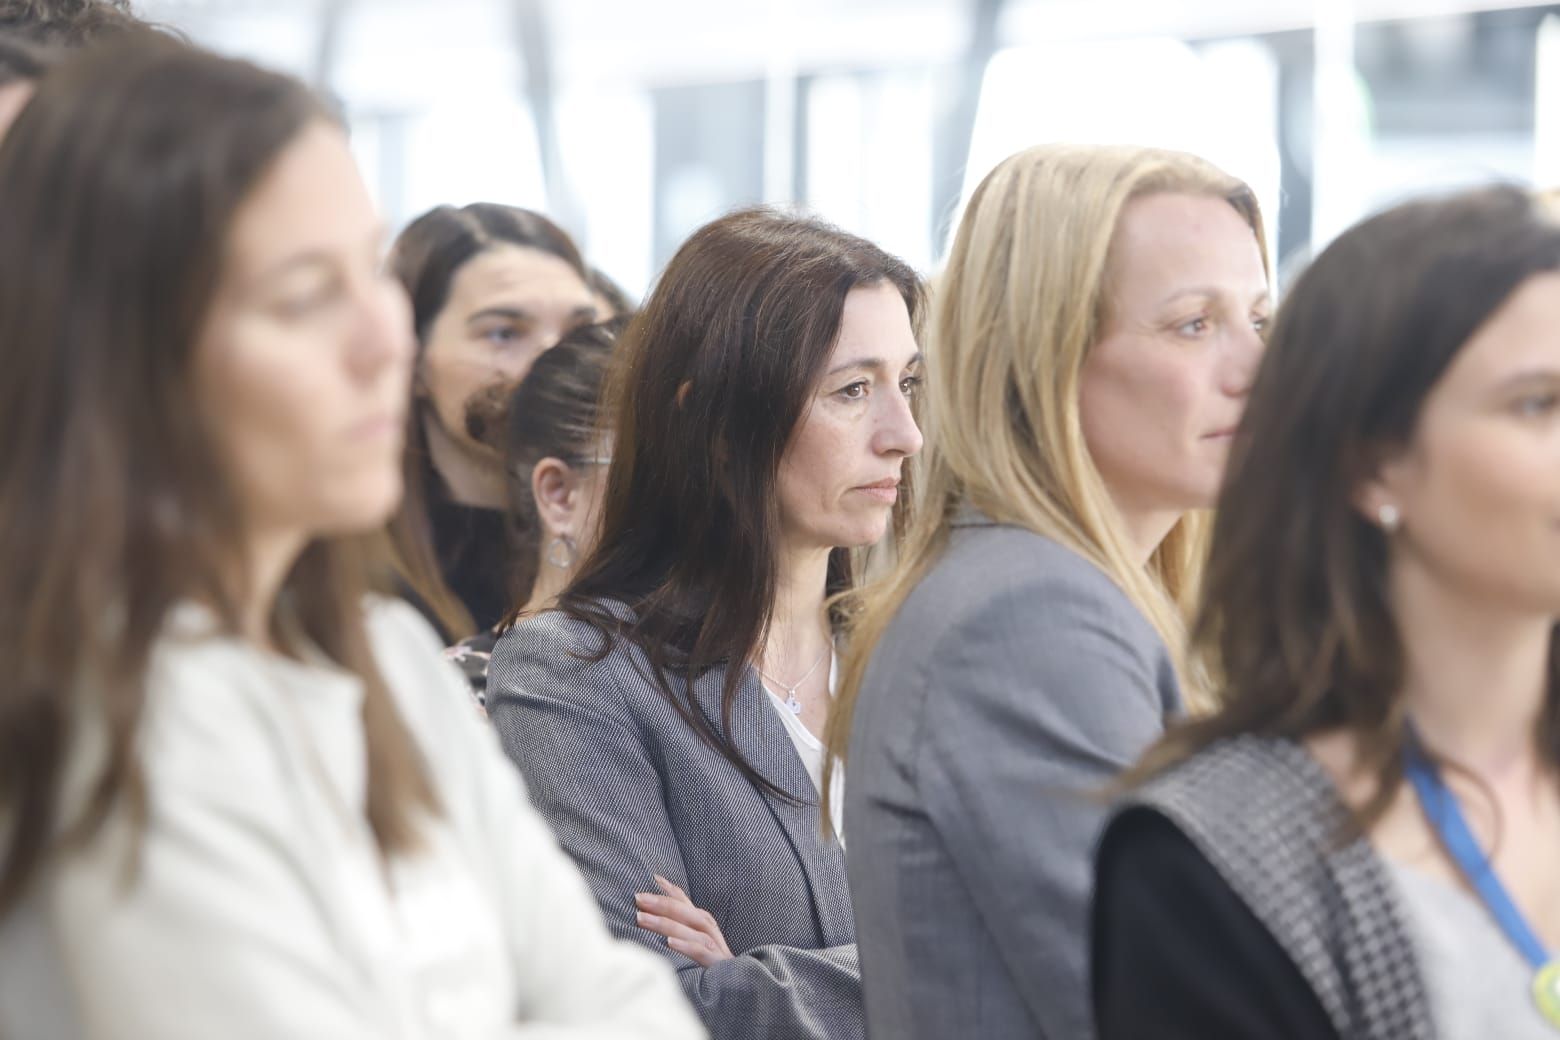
[0,0,149,139]
[387,202,602,639]
[446,318,620,704]
[0,0,144,44]
[488,207,925,1039]
[0,35,700,1039]
[1094,185,1560,1040]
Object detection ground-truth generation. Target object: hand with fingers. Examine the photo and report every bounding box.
[634,874,734,967]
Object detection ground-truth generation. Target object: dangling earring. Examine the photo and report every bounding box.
[546,535,578,569]
[1377,503,1401,532]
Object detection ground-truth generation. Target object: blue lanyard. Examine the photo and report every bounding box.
[1403,739,1550,969]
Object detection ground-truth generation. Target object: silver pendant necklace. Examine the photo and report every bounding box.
[757,645,830,715]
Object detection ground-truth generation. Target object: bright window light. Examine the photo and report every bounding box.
[960,38,1281,258]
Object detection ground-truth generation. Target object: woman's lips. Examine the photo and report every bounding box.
[854,479,900,504]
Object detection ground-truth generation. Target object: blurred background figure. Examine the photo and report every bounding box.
[0,0,141,41]
[0,33,702,1039]
[446,316,621,704]
[0,0,147,138]
[387,202,602,640]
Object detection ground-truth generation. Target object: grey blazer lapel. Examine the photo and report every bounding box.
[688,663,855,946]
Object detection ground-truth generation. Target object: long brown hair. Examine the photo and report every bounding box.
[384,203,589,641]
[0,35,437,917]
[1124,185,1560,827]
[557,206,924,799]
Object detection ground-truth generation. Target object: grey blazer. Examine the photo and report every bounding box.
[487,606,861,1040]
[1109,735,1434,1038]
[843,514,1182,1039]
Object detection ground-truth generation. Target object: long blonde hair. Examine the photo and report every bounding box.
[823,143,1268,824]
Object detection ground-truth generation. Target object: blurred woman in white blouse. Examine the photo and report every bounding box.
[0,34,702,1040]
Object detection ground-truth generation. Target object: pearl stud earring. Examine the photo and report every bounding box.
[1377,503,1401,532]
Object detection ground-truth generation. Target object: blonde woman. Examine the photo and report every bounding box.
[824,144,1270,1038]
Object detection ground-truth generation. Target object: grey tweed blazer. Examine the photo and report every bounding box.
[487,606,861,1040]
[844,514,1182,1040]
[1114,735,1436,1039]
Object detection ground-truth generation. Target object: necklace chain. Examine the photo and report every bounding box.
[757,645,829,696]
[757,644,830,715]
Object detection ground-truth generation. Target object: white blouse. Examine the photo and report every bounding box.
[0,599,705,1040]
[761,654,845,840]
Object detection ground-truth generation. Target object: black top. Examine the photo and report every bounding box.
[445,628,497,707]
[1091,808,1341,1040]
[426,489,513,635]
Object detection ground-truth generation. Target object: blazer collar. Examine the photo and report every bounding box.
[949,501,999,529]
[686,662,855,946]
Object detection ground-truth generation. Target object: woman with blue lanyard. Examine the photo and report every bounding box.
[1092,184,1560,1040]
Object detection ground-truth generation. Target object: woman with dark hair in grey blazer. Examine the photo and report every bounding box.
[823,144,1272,1038]
[487,206,925,1040]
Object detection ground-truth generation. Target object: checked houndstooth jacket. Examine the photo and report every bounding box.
[487,604,862,1040]
[1117,734,1438,1040]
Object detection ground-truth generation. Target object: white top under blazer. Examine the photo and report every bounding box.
[760,653,845,840]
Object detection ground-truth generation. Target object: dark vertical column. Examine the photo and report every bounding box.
[650,80,767,268]
[377,112,408,228]
[310,0,350,93]
[792,75,813,207]
[929,0,1006,261]
[1271,29,1316,285]
[513,0,581,232]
